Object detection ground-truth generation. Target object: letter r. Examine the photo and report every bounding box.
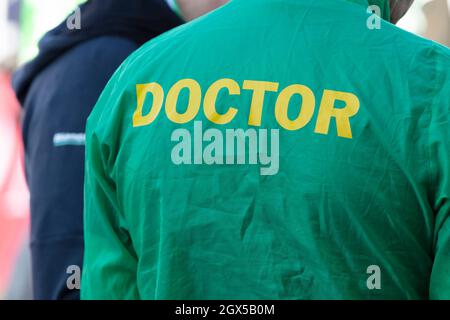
[315,90,360,139]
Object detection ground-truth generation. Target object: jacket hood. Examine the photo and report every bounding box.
[13,0,183,105]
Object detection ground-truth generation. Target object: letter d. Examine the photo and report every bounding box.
[133,83,165,127]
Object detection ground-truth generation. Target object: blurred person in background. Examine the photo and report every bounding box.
[0,0,30,300]
[0,69,30,300]
[82,0,449,299]
[422,0,450,45]
[397,0,450,46]
[12,0,184,300]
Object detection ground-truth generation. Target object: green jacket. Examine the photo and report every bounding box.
[82,0,450,299]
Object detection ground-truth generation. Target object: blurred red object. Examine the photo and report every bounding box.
[0,71,29,297]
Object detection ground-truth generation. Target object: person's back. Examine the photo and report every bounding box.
[83,0,450,299]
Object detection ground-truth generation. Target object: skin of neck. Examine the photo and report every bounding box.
[175,0,414,24]
[175,0,228,21]
[389,0,414,24]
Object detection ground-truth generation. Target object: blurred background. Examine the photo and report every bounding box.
[0,0,449,300]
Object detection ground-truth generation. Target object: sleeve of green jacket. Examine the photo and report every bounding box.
[81,76,140,300]
[428,44,450,300]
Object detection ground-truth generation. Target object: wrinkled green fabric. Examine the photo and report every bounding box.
[82,0,450,299]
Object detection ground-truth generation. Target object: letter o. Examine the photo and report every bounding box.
[275,84,315,131]
[166,79,202,124]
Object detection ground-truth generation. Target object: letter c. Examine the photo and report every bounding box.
[204,78,240,124]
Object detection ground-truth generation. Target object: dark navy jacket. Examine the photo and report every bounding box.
[12,0,182,300]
